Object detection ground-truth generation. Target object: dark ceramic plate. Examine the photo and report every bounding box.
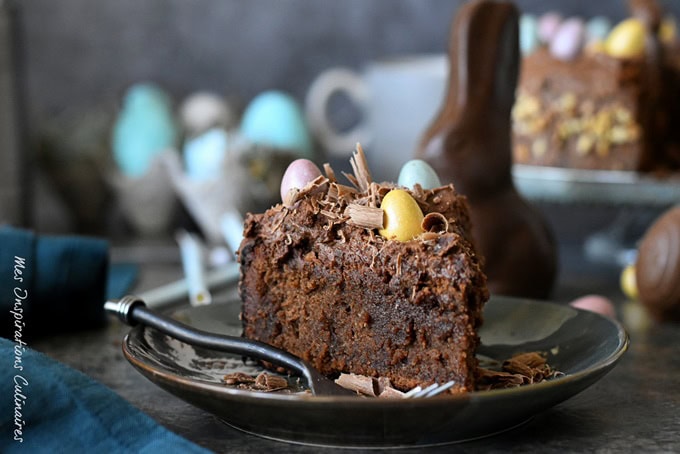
[122,296,628,448]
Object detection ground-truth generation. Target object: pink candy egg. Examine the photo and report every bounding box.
[550,18,586,61]
[280,159,322,202]
[538,12,563,43]
[569,295,617,319]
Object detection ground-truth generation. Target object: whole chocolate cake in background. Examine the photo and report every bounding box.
[238,146,488,394]
[513,0,680,172]
[418,0,558,300]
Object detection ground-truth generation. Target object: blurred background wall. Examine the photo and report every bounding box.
[7,0,680,236]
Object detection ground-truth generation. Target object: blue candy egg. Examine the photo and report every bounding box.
[112,83,178,177]
[397,159,441,190]
[586,16,612,43]
[183,128,229,181]
[520,14,540,55]
[240,90,313,158]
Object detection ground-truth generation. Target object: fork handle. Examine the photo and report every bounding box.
[105,295,313,382]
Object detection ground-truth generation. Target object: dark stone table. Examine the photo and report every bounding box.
[33,242,680,453]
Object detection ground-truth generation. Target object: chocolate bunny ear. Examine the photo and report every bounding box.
[421,0,519,140]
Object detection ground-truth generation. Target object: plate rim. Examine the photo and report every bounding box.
[121,297,630,406]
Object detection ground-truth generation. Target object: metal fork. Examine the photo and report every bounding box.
[106,295,454,398]
[403,381,456,398]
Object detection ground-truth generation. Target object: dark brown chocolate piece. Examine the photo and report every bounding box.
[417,0,557,299]
[636,205,680,322]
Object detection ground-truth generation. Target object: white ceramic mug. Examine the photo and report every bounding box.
[305,55,448,182]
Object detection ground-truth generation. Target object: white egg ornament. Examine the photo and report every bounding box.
[280,159,323,203]
[550,18,586,61]
[179,91,235,137]
[397,159,441,190]
[241,90,314,158]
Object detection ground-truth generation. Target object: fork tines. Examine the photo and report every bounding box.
[403,380,456,398]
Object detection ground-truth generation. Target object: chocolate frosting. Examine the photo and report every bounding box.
[417,0,557,299]
[636,205,680,322]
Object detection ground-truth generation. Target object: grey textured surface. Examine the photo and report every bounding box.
[17,0,680,122]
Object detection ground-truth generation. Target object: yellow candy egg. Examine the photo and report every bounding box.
[379,189,424,242]
[605,19,645,59]
[620,263,639,301]
[659,16,677,44]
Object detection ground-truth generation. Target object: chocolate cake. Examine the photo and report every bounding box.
[238,147,488,393]
[513,2,680,171]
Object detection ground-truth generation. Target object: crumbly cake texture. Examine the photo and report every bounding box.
[238,147,489,393]
[513,47,680,171]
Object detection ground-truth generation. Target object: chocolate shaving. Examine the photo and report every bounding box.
[255,372,289,391]
[345,204,384,229]
[421,212,449,233]
[349,143,373,192]
[476,351,563,391]
[323,162,337,183]
[335,373,405,398]
[223,372,256,386]
[223,372,291,392]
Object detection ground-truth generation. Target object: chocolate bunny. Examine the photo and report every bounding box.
[417,0,557,299]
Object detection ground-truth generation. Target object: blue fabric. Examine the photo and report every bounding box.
[0,337,211,453]
[107,262,140,300]
[0,226,139,339]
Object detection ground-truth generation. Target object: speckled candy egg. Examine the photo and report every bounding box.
[538,12,563,43]
[241,90,314,158]
[112,82,178,177]
[520,14,540,55]
[605,18,646,59]
[280,159,322,202]
[379,189,424,242]
[550,18,586,61]
[397,159,441,190]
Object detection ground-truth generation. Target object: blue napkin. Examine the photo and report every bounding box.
[0,337,210,452]
[0,226,139,339]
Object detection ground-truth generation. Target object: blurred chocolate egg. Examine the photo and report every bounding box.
[635,205,680,322]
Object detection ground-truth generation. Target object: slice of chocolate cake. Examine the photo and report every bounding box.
[238,146,488,394]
